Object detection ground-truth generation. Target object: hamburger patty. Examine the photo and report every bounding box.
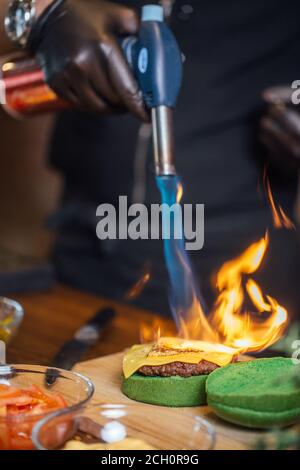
[138,360,219,378]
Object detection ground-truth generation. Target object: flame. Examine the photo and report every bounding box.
[177,294,217,343]
[140,317,175,344]
[209,234,288,352]
[264,171,295,230]
[125,265,151,300]
[140,320,161,343]
[142,231,288,354]
[176,182,183,204]
[246,279,271,312]
[278,206,295,230]
[141,178,289,355]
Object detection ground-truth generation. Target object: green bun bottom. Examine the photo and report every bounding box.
[206,357,300,429]
[122,373,208,407]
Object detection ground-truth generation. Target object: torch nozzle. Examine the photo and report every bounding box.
[152,106,177,176]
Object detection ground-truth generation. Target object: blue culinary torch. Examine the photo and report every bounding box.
[122,4,183,176]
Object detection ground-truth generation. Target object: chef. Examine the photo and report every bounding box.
[1,0,300,320]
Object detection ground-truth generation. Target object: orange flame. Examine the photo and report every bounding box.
[176,182,183,204]
[209,234,288,352]
[141,233,288,354]
[264,171,295,230]
[140,317,175,343]
[278,206,295,230]
[125,265,151,300]
[141,180,289,354]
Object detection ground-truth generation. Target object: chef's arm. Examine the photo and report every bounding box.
[0,0,52,55]
[1,0,147,119]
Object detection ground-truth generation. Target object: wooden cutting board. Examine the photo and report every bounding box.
[75,352,269,451]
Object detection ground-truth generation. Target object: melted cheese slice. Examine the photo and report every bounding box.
[123,337,236,379]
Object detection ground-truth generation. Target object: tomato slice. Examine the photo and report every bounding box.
[24,384,47,399]
[0,395,39,408]
[23,385,64,407]
[0,384,22,399]
[10,436,34,451]
[0,424,10,450]
[52,394,68,409]
[0,384,68,449]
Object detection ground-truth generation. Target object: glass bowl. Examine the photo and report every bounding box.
[0,364,94,450]
[32,403,216,450]
[0,297,24,343]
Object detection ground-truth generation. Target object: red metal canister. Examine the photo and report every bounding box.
[0,57,69,117]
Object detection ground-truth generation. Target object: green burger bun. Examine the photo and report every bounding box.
[122,373,208,407]
[206,357,300,428]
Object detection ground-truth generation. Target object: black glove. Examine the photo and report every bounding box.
[260,86,300,171]
[28,0,148,120]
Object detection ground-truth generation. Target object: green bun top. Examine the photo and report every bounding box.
[206,357,300,428]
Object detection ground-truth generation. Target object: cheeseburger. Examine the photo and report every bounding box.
[122,337,237,407]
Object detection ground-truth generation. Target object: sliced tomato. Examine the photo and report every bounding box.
[24,385,65,408]
[11,419,38,441]
[0,384,12,392]
[25,403,50,416]
[24,384,47,400]
[0,395,39,408]
[6,404,34,415]
[52,393,68,408]
[0,384,68,449]
[0,384,22,399]
[0,424,10,450]
[10,436,34,451]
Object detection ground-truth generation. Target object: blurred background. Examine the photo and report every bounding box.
[0,108,60,260]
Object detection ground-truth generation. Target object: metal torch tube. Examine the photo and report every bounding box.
[151,106,176,176]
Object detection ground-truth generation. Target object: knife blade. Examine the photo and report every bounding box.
[50,307,116,370]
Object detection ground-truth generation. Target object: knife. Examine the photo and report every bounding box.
[49,307,116,371]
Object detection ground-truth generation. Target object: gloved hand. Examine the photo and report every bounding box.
[260,86,300,171]
[27,0,148,120]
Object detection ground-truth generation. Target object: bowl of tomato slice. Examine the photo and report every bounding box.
[0,364,94,450]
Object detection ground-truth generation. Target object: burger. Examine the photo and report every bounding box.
[122,337,237,407]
